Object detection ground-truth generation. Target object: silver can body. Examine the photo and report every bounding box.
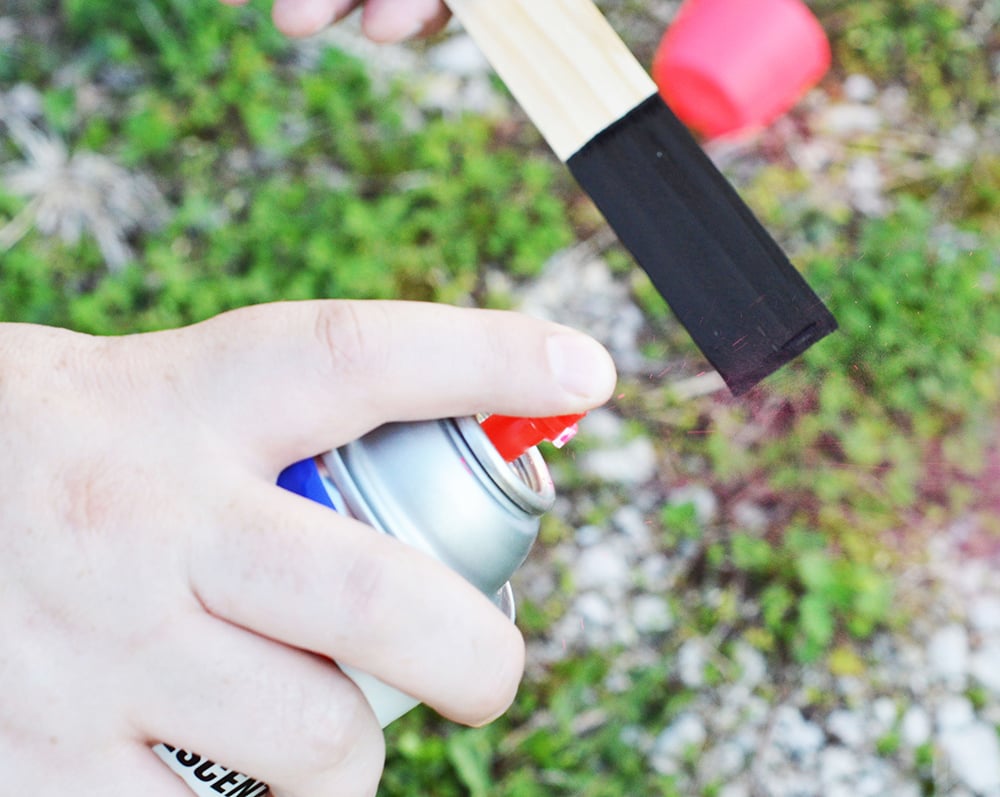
[156,416,555,795]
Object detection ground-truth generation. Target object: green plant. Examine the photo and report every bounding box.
[1,4,572,332]
[661,500,703,545]
[725,526,893,663]
[817,0,996,120]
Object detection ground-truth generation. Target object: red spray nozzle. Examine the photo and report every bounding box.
[481,413,586,462]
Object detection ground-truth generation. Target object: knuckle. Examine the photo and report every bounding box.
[334,547,390,630]
[58,459,119,534]
[292,678,384,783]
[312,302,389,384]
[478,310,532,398]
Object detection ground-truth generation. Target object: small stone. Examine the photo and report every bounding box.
[576,407,624,443]
[935,136,972,170]
[579,436,658,486]
[844,73,878,103]
[900,705,932,748]
[718,784,750,797]
[969,595,1000,633]
[731,500,769,532]
[574,543,631,593]
[605,669,630,694]
[856,764,893,797]
[701,741,747,780]
[457,76,505,115]
[928,624,969,686]
[419,73,464,111]
[742,695,771,728]
[6,82,43,117]
[767,770,823,797]
[871,696,898,736]
[611,607,639,647]
[847,156,886,215]
[631,594,674,635]
[677,638,710,688]
[820,103,883,135]
[820,746,858,785]
[772,705,825,761]
[619,724,651,752]
[940,722,1000,794]
[574,592,614,629]
[733,642,767,690]
[613,505,652,545]
[650,712,707,766]
[574,524,603,548]
[637,553,673,591]
[937,696,975,732]
[713,690,748,734]
[878,84,910,124]
[428,34,490,76]
[667,484,719,525]
[827,709,866,748]
[971,640,1000,695]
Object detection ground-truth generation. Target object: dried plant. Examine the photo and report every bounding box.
[0,111,169,270]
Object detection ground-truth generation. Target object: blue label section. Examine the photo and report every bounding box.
[277,458,337,510]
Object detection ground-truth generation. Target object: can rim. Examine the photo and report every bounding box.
[454,416,556,516]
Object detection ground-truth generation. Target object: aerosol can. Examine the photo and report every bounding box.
[154,412,584,796]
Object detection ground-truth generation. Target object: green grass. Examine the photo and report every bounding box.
[816,0,997,122]
[1,0,572,334]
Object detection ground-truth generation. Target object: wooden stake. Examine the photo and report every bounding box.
[445,0,656,162]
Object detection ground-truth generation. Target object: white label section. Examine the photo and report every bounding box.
[153,745,270,797]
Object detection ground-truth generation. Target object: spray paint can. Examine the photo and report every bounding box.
[154,413,579,796]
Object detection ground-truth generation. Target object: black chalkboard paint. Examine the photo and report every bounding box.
[568,94,837,395]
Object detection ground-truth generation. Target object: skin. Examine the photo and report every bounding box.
[0,300,616,796]
[217,0,453,41]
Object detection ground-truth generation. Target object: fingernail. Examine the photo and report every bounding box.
[546,333,616,402]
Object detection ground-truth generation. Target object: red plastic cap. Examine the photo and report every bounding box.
[652,0,831,138]
[481,414,586,462]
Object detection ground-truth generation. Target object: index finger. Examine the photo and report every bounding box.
[161,300,616,471]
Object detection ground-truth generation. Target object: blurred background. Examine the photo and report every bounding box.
[2,1,999,794]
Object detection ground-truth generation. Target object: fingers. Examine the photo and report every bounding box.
[271,0,360,37]
[186,478,525,726]
[360,0,451,42]
[264,0,449,40]
[162,300,616,470]
[139,611,384,797]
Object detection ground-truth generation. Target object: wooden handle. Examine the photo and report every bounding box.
[445,0,657,162]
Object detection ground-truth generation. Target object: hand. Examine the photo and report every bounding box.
[0,300,615,796]
[219,0,451,41]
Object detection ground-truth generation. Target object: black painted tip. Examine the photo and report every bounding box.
[567,95,837,396]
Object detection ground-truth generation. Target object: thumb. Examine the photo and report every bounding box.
[162,300,616,468]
